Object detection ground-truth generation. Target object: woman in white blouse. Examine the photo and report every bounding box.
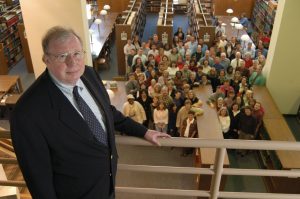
[153,101,169,132]
[218,107,231,139]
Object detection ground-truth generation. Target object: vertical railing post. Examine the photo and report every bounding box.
[209,148,226,199]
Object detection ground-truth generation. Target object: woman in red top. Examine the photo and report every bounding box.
[244,52,253,68]
[252,101,264,138]
[155,47,165,63]
[176,55,185,70]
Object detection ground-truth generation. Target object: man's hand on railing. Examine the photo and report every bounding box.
[144,130,171,146]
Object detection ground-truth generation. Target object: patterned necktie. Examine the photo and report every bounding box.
[73,86,108,146]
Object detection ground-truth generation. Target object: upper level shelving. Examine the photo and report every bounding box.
[117,0,147,39]
[252,0,277,42]
[188,0,213,39]
[0,3,23,74]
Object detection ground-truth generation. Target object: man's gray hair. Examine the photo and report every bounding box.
[42,26,82,54]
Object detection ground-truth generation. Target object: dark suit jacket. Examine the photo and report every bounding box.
[10,66,147,199]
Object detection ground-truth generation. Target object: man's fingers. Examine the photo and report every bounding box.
[158,133,171,138]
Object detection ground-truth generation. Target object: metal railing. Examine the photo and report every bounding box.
[116,136,300,199]
[1,130,300,199]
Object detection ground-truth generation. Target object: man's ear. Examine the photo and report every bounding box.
[42,54,49,64]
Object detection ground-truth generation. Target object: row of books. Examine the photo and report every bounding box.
[118,0,147,40]
[252,0,277,38]
[0,3,23,74]
[188,0,213,39]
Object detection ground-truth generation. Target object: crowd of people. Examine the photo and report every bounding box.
[122,28,268,156]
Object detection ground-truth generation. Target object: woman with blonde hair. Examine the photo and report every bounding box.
[153,101,169,132]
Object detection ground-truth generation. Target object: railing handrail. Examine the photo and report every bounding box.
[116,136,300,151]
[5,131,299,151]
[124,0,136,24]
[2,133,300,198]
[116,187,300,199]
[118,164,300,177]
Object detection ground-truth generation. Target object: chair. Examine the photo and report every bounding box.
[94,57,109,71]
[0,93,22,118]
[5,94,21,107]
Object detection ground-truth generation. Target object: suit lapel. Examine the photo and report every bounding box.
[58,101,94,142]
[44,71,94,143]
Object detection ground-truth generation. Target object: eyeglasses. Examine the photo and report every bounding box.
[47,50,86,63]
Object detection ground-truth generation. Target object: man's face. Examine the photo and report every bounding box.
[183,64,189,70]
[43,35,85,85]
[197,45,202,52]
[205,50,210,57]
[162,89,168,96]
[128,99,134,104]
[221,54,226,60]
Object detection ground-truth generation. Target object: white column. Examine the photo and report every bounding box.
[263,0,300,114]
[20,0,92,77]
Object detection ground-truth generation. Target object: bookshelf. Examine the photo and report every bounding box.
[188,0,215,46]
[173,0,188,13]
[146,0,161,13]
[252,0,277,43]
[157,0,173,46]
[0,3,23,74]
[115,0,147,75]
[5,0,20,6]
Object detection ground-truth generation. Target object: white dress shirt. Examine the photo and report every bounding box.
[49,71,107,132]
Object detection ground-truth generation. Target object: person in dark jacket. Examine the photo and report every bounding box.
[10,26,170,199]
[237,106,257,156]
[137,89,152,128]
[238,106,257,138]
[228,103,241,139]
[168,103,179,137]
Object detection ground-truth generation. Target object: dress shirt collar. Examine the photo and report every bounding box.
[48,70,84,96]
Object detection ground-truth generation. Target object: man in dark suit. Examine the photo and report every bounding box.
[10,26,170,199]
